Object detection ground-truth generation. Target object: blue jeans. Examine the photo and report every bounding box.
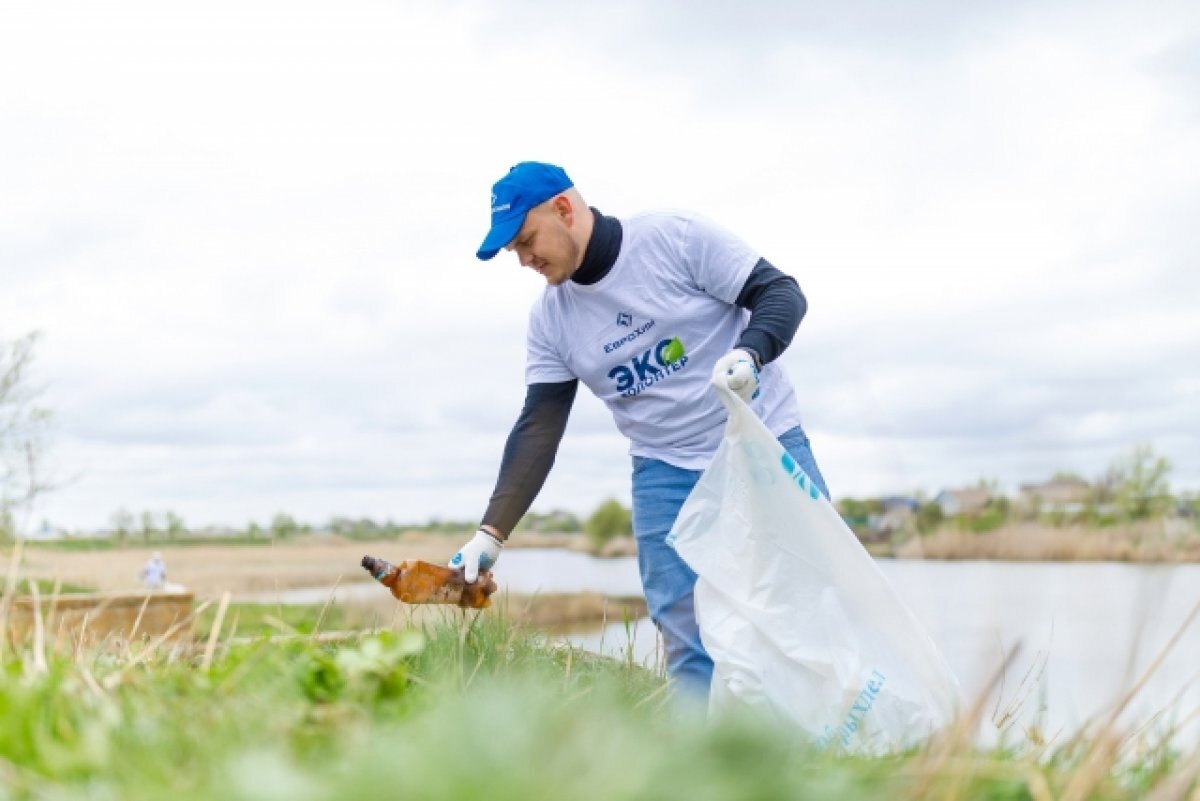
[630,426,830,696]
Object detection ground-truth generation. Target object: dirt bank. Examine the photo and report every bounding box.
[9,537,451,598]
[328,590,647,633]
[7,532,638,598]
[892,521,1200,562]
[4,534,646,629]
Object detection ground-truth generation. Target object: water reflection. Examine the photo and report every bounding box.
[556,556,1200,747]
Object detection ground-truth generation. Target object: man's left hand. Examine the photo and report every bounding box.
[713,348,760,402]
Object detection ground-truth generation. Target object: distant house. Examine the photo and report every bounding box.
[1018,478,1091,516]
[1175,498,1198,519]
[870,496,919,536]
[881,496,920,512]
[933,488,993,517]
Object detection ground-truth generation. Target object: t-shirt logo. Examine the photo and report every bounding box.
[607,337,688,398]
[616,312,632,327]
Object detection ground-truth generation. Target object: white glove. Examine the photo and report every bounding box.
[712,348,761,403]
[448,528,503,583]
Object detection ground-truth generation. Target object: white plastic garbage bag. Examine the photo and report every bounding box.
[668,381,961,753]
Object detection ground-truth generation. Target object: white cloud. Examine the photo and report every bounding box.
[2,0,1198,529]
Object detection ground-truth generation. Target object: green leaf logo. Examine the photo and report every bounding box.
[662,337,685,364]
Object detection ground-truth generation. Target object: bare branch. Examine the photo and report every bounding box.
[0,331,55,538]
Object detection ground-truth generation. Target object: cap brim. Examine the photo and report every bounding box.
[476,215,525,261]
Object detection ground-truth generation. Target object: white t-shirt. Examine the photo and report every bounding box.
[525,210,805,470]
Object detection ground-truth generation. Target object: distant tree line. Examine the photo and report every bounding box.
[65,503,629,548]
[30,442,1199,550]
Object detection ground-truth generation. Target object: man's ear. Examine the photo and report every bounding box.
[551,194,575,226]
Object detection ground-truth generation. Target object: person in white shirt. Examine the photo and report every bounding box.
[141,551,166,591]
[449,162,829,695]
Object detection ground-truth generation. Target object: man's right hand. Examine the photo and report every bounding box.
[448,528,503,583]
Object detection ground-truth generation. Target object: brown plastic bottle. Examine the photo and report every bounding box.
[361,555,497,609]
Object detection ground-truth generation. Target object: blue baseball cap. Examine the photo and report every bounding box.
[476,162,573,260]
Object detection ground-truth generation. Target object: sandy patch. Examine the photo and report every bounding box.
[8,535,457,598]
[7,531,640,599]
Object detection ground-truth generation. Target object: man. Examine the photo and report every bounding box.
[449,161,829,695]
[141,551,166,591]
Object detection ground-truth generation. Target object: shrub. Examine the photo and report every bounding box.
[916,503,944,535]
[971,507,1006,533]
[585,498,632,549]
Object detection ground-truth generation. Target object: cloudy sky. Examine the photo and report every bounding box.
[2,0,1198,531]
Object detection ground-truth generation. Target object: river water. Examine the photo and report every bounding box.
[255,550,1200,746]
[569,556,1200,747]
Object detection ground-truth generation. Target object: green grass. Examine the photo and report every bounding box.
[0,608,1195,800]
[194,601,373,636]
[12,578,95,595]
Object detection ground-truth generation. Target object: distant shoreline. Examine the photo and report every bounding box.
[506,526,1200,564]
[9,523,1198,589]
[882,520,1200,563]
[499,526,1200,564]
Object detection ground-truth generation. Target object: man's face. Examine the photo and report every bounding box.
[505,199,581,286]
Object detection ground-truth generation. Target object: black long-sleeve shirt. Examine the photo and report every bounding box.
[481,208,807,536]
